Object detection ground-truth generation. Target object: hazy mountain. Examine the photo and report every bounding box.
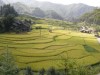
[31,8,64,20]
[0,0,4,6]
[31,2,95,20]
[64,3,95,20]
[11,2,64,20]
[1,0,95,21]
[46,10,64,20]
[32,7,45,18]
[11,2,32,15]
[3,0,37,5]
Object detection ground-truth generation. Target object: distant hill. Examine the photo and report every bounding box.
[32,7,45,18]
[46,10,64,20]
[30,2,95,19]
[64,3,95,21]
[11,2,64,20]
[80,8,100,25]
[25,1,95,21]
[11,2,32,15]
[1,0,95,21]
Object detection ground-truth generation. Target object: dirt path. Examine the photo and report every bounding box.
[97,38,100,44]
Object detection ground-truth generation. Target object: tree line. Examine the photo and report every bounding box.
[80,8,100,25]
[0,4,32,33]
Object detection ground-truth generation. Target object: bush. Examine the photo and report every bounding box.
[47,67,58,75]
[39,68,45,75]
[24,66,33,75]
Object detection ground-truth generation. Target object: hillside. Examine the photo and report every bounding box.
[12,2,33,15]
[35,2,94,20]
[32,7,45,18]
[80,8,100,25]
[1,0,95,21]
[46,10,64,20]
[64,3,95,21]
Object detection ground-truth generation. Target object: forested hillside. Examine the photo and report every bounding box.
[80,8,100,25]
[0,4,32,33]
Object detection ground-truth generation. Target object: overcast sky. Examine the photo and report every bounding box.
[4,0,100,7]
[37,0,100,7]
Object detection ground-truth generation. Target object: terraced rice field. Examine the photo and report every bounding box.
[0,24,100,71]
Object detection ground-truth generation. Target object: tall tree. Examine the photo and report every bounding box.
[0,4,18,32]
[2,15,15,32]
[47,67,57,75]
[39,68,45,75]
[24,66,33,75]
[0,47,19,75]
[0,4,18,17]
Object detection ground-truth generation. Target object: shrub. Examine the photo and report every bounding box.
[24,66,33,75]
[39,68,45,75]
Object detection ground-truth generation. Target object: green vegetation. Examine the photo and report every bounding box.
[0,22,100,71]
[0,4,18,32]
[0,5,100,74]
[83,45,99,52]
[80,8,100,26]
[0,48,19,75]
[0,4,32,33]
[0,50,100,75]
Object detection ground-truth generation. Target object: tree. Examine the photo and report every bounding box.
[0,4,18,17]
[0,19,5,32]
[0,47,19,75]
[0,4,18,33]
[24,66,33,75]
[59,57,95,75]
[58,56,79,75]
[0,4,32,33]
[76,66,94,75]
[47,67,57,75]
[2,15,15,32]
[39,68,45,75]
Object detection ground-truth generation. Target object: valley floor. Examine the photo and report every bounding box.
[0,24,100,71]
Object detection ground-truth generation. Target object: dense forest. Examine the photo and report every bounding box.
[80,8,100,25]
[0,4,32,33]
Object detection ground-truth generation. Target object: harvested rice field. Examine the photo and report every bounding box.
[0,24,100,71]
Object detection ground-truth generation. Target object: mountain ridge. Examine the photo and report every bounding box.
[0,0,96,21]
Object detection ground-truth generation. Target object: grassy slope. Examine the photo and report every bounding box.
[0,17,100,71]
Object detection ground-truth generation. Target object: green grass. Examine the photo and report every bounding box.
[83,45,99,52]
[0,24,100,71]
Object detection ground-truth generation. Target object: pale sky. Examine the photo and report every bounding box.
[37,0,100,7]
[4,0,100,7]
